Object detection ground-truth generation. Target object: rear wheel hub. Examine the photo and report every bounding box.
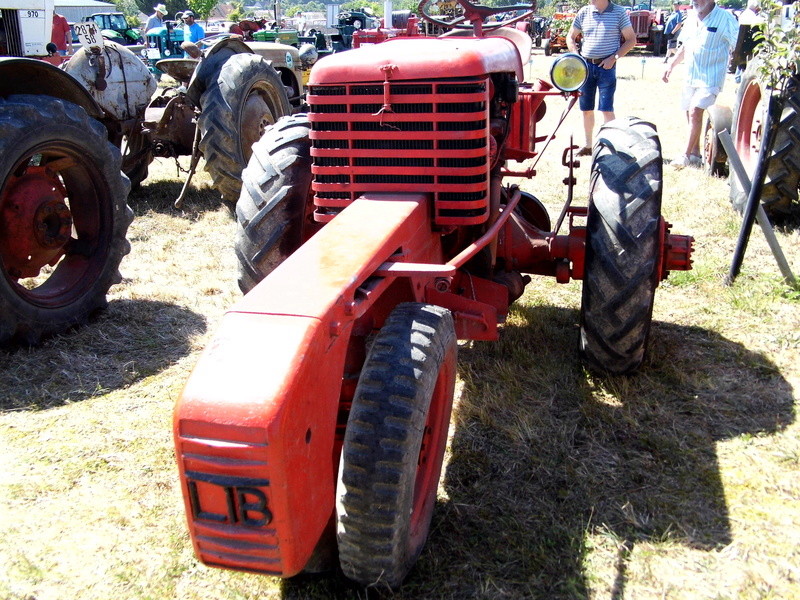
[0,166,72,278]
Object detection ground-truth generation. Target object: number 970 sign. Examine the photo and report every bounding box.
[73,21,104,50]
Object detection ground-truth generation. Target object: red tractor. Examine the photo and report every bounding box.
[173,0,694,589]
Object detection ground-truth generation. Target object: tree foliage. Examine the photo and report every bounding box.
[753,0,799,86]
[186,0,218,20]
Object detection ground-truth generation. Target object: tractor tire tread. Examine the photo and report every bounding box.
[199,53,291,203]
[337,303,456,588]
[0,95,132,347]
[580,117,662,375]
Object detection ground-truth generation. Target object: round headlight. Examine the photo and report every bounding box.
[550,53,588,92]
[164,48,171,57]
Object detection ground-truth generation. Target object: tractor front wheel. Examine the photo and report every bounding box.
[337,303,457,588]
[199,53,291,204]
[234,114,316,293]
[580,117,663,375]
[0,95,132,346]
[543,38,552,56]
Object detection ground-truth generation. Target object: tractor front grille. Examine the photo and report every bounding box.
[1,10,24,56]
[307,77,491,225]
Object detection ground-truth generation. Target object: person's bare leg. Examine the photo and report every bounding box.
[685,107,704,156]
[601,110,615,124]
[583,110,595,148]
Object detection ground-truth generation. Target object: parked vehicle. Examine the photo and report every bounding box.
[0,0,305,346]
[0,3,138,346]
[145,34,308,203]
[173,0,694,590]
[543,12,574,56]
[83,12,143,46]
[628,8,667,55]
[702,1,799,218]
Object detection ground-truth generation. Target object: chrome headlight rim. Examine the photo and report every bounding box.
[550,52,588,93]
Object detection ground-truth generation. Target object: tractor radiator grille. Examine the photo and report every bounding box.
[307,77,491,225]
[1,10,24,56]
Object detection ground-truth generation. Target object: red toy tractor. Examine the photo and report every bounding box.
[173,0,694,589]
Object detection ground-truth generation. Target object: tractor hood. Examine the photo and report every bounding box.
[309,33,527,85]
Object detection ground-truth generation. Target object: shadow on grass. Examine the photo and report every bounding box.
[423,303,794,599]
[264,303,794,600]
[0,299,205,411]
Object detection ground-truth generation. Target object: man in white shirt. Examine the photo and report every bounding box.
[662,0,738,168]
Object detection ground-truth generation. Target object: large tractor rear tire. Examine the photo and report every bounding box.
[730,64,800,217]
[234,114,316,294]
[336,303,457,588]
[0,95,132,347]
[580,117,662,375]
[199,53,292,204]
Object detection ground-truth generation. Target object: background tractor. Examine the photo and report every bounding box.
[174,0,694,590]
[140,34,308,203]
[701,0,799,219]
[543,12,574,55]
[0,3,138,346]
[82,12,143,46]
[628,7,667,55]
[0,0,305,346]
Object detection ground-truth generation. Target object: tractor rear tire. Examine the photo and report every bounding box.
[0,95,132,347]
[234,114,315,294]
[702,105,732,178]
[199,53,291,204]
[336,303,457,589]
[579,117,662,375]
[730,65,800,217]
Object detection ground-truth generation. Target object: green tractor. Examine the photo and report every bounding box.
[83,12,143,46]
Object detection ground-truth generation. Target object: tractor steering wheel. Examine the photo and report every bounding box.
[417,0,534,33]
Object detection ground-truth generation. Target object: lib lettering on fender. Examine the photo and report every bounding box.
[186,471,273,527]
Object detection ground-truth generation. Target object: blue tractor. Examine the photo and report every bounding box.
[144,21,185,78]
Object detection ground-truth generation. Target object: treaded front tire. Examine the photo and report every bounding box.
[0,95,132,347]
[234,114,316,293]
[337,303,457,589]
[199,53,291,204]
[579,117,662,375]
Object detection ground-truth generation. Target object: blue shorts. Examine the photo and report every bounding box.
[578,63,617,112]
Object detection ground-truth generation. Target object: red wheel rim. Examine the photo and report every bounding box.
[409,349,456,547]
[0,140,111,308]
[734,80,764,174]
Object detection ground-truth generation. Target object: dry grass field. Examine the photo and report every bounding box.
[1,46,799,600]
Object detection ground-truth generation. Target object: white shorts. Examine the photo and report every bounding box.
[681,86,721,111]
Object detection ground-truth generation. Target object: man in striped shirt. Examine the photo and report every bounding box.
[567,0,637,156]
[662,0,738,167]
